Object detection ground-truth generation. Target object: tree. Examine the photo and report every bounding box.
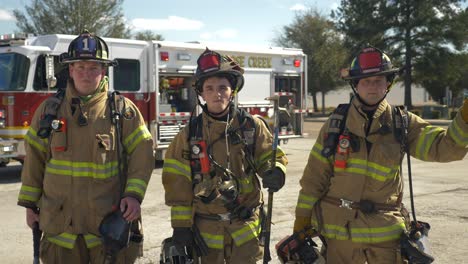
[134,30,164,41]
[274,9,349,113]
[333,0,468,109]
[13,0,131,38]
[415,49,468,104]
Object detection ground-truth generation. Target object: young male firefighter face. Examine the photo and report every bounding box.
[293,46,468,264]
[17,30,154,263]
[161,48,288,263]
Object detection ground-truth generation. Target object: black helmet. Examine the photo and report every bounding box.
[159,237,194,264]
[342,46,399,82]
[60,30,117,66]
[194,48,244,94]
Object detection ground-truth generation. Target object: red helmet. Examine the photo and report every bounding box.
[60,30,117,66]
[194,48,244,93]
[343,46,399,81]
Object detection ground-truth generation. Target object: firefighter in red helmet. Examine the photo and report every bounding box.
[162,48,288,263]
[293,45,468,263]
[18,30,154,263]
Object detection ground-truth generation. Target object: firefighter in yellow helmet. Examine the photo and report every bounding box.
[17,30,154,263]
[162,48,288,263]
[293,45,468,263]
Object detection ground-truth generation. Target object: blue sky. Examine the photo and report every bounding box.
[0,0,338,47]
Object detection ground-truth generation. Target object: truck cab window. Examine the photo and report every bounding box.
[33,55,68,91]
[113,59,140,91]
[0,53,29,91]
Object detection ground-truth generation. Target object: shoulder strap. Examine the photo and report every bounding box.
[237,108,257,156]
[108,91,128,198]
[392,105,409,152]
[321,103,350,157]
[188,114,204,141]
[37,88,66,139]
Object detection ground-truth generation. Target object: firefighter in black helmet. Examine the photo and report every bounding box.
[18,30,154,263]
[162,48,288,263]
[293,45,468,263]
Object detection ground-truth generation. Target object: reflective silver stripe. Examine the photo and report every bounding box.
[448,119,468,147]
[124,125,152,154]
[84,234,101,248]
[200,232,224,249]
[47,233,78,249]
[171,206,192,221]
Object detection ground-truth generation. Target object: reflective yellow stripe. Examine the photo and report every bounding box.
[448,119,468,147]
[351,222,406,243]
[415,126,444,160]
[297,192,318,210]
[125,178,148,197]
[275,162,287,174]
[256,147,286,171]
[45,159,118,179]
[47,233,78,249]
[163,158,191,182]
[310,142,332,164]
[84,234,102,248]
[231,218,261,246]
[124,125,152,154]
[334,159,396,182]
[200,232,224,249]
[18,185,42,202]
[24,127,48,153]
[171,206,192,221]
[311,220,405,243]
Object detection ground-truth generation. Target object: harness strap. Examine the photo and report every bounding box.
[321,196,401,213]
[321,103,350,157]
[37,88,66,139]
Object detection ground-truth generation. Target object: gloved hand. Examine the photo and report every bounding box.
[172,227,193,247]
[293,216,312,233]
[293,216,313,241]
[262,167,285,192]
[462,98,468,123]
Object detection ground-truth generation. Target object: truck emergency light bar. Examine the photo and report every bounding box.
[0,33,34,46]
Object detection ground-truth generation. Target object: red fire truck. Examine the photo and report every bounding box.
[0,33,309,165]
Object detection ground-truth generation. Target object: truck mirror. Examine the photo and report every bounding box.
[45,55,57,89]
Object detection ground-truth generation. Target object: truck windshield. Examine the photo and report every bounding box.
[0,53,29,91]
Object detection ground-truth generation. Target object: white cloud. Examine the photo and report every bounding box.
[200,29,238,40]
[131,16,204,31]
[0,9,15,21]
[331,2,339,11]
[289,3,307,11]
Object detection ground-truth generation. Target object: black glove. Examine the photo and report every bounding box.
[172,227,193,247]
[262,167,285,192]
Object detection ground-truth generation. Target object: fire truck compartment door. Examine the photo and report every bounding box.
[237,71,271,105]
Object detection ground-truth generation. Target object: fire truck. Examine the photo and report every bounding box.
[0,33,308,165]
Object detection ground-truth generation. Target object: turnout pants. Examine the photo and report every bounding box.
[199,229,263,264]
[325,238,407,264]
[39,234,142,264]
[195,213,263,264]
